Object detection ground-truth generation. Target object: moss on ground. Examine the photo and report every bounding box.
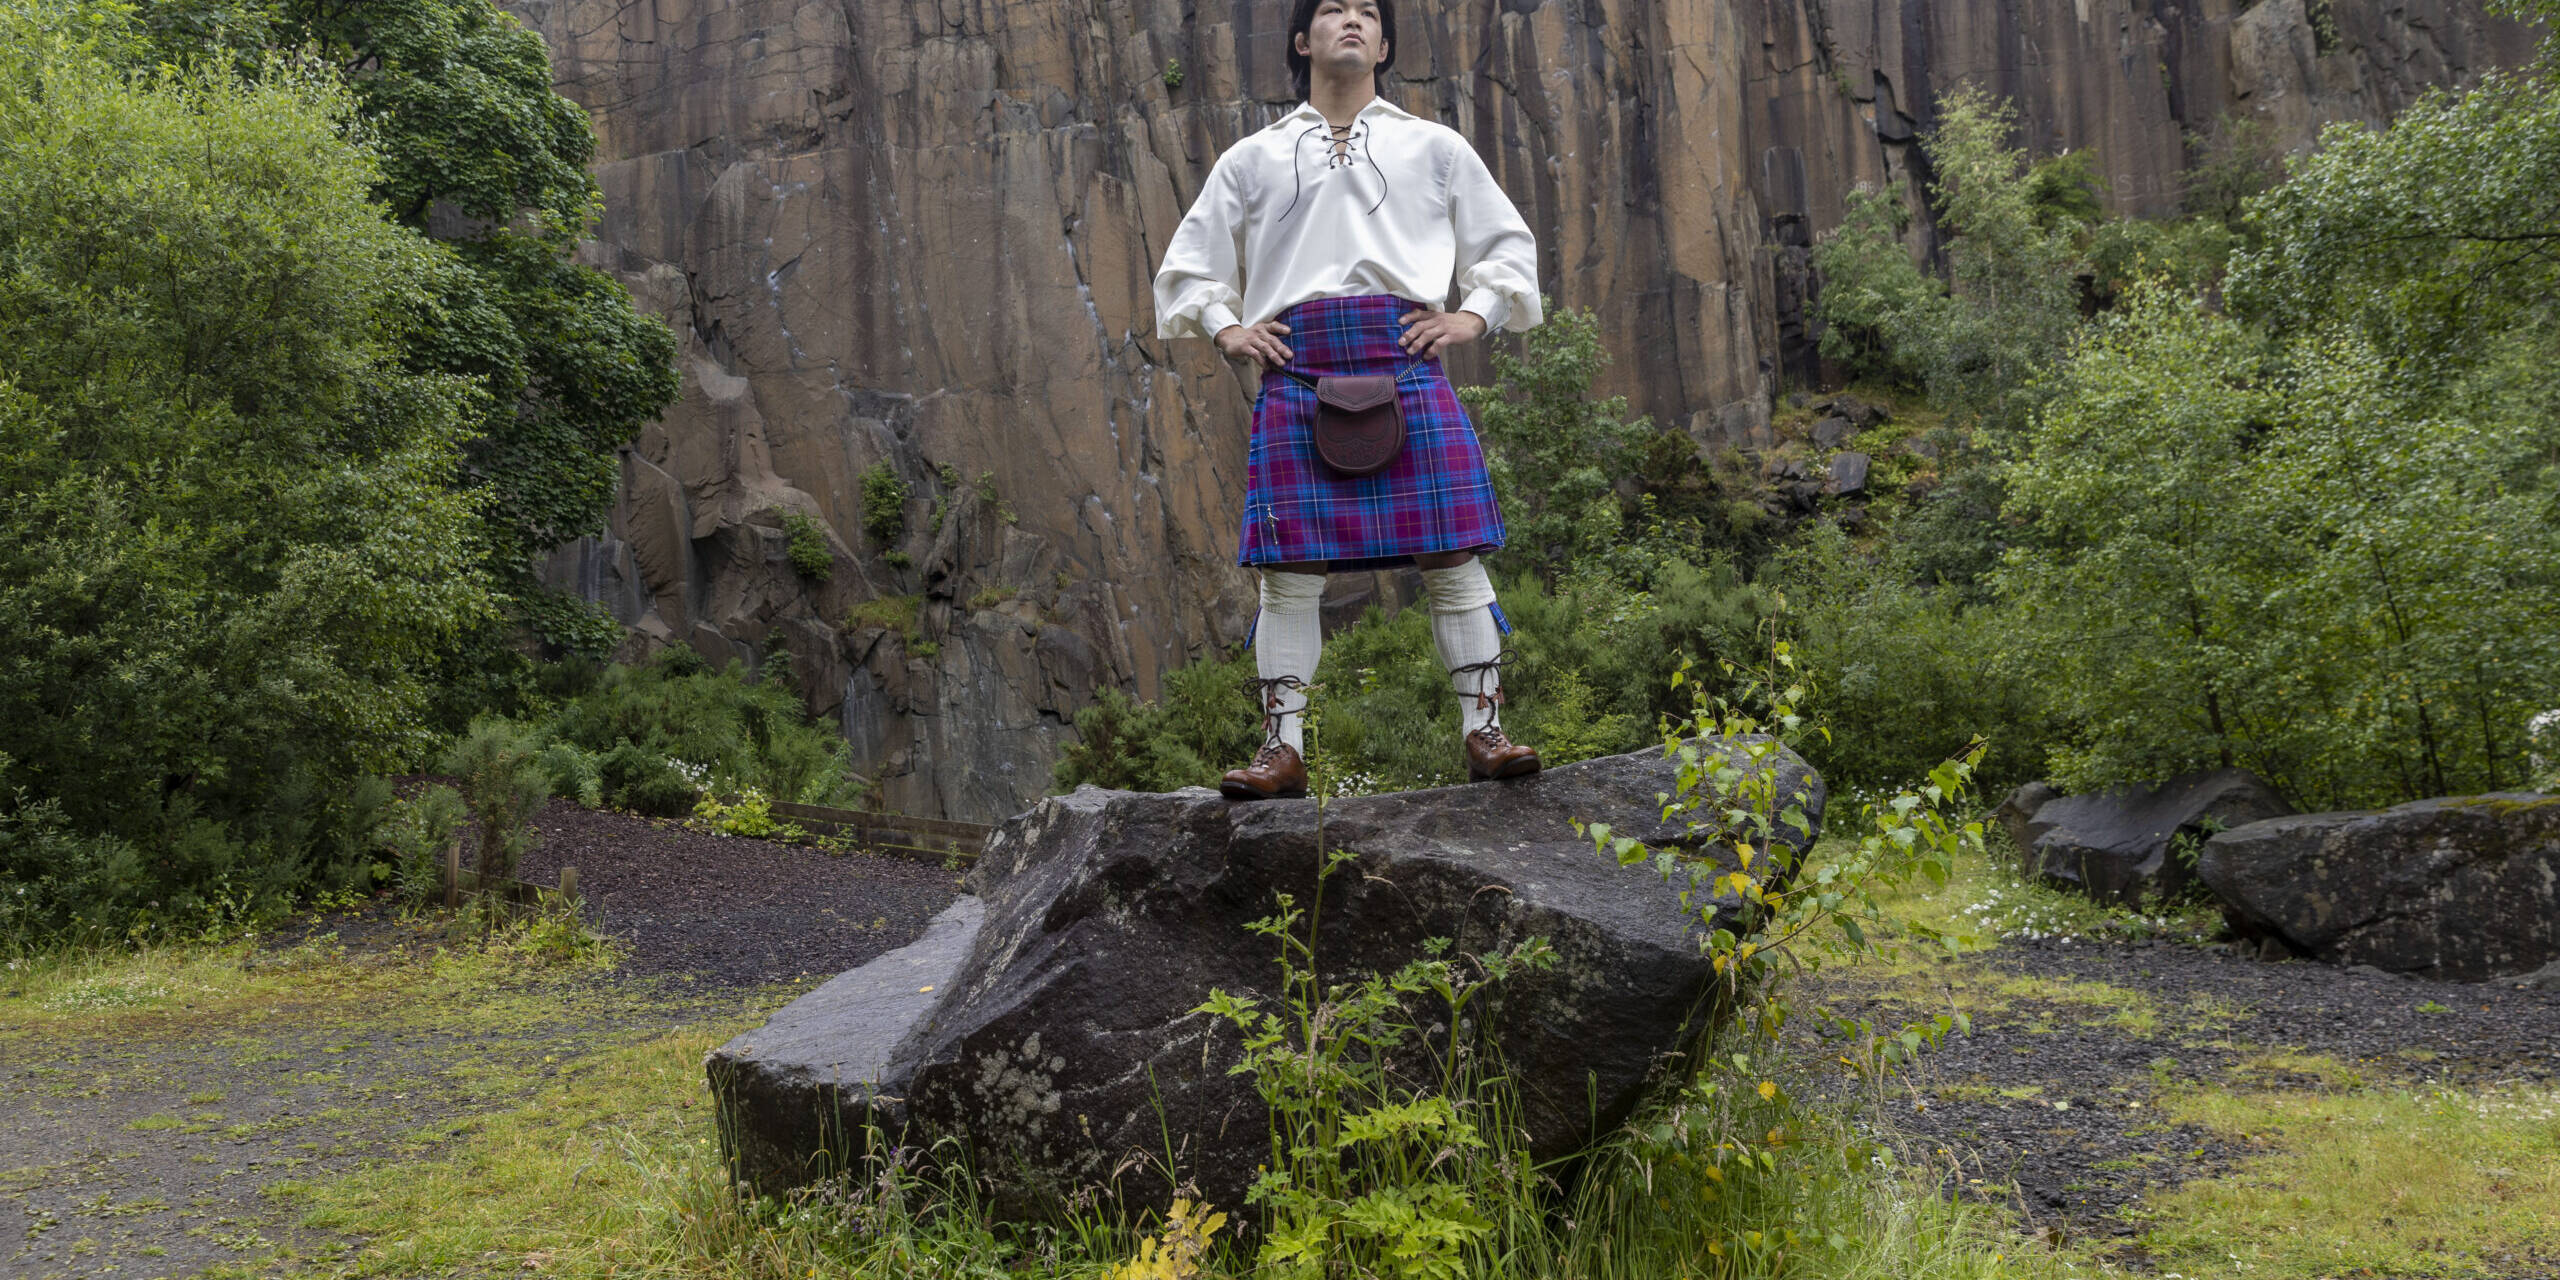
[2143,1084,2560,1277]
[1,911,789,1278]
[1809,840,2560,1278]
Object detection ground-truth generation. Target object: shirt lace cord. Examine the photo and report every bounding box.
[1276,120,1392,222]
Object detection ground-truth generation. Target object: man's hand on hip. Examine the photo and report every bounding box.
[1216,321,1294,369]
[1397,308,1487,359]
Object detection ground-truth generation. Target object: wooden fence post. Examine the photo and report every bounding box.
[443,837,462,910]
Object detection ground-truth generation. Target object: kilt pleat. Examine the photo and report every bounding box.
[1238,294,1507,571]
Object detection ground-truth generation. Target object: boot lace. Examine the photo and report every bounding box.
[1449,648,1516,735]
[1240,674,1309,754]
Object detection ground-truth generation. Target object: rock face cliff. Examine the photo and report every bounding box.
[505,0,2538,821]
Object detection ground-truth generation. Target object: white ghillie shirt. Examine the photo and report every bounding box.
[1152,96,1542,339]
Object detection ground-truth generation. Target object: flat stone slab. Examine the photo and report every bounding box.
[2025,768,2292,906]
[706,897,986,1186]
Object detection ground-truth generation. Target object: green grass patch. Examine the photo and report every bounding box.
[841,593,922,638]
[2141,1084,2560,1277]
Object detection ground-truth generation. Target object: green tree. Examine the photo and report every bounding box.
[2230,72,2560,389]
[1458,303,1655,584]
[1990,286,2288,793]
[139,0,681,661]
[0,2,494,934]
[1814,88,2087,439]
[1995,285,2560,808]
[1809,89,2096,595]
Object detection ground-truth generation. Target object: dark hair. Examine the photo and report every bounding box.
[1286,0,1397,102]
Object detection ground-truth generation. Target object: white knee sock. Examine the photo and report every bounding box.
[1253,570,1326,753]
[1421,561,1509,738]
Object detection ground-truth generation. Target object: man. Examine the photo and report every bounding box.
[1153,0,1544,800]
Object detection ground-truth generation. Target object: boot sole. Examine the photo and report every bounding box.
[1220,780,1308,801]
[1469,757,1542,783]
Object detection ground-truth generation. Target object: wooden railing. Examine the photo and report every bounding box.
[768,801,993,867]
[438,803,994,911]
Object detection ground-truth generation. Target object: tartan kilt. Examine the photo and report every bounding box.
[1238,293,1507,571]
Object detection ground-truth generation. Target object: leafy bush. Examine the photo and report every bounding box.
[1459,304,1654,580]
[1197,855,1555,1277]
[0,4,494,937]
[533,742,606,809]
[378,785,468,910]
[689,789,805,841]
[444,719,552,884]
[1053,649,1261,793]
[861,462,910,549]
[135,0,682,665]
[1812,88,2085,442]
[1996,283,2560,807]
[782,509,834,581]
[0,767,144,942]
[596,742,700,817]
[524,653,863,809]
[1768,525,2056,796]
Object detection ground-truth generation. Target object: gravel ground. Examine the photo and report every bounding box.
[1804,934,2560,1244]
[511,799,964,987]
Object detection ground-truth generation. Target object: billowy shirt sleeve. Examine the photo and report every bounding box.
[1447,141,1541,333]
[1153,151,1249,340]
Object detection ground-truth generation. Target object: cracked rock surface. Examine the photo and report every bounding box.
[499,0,2541,823]
[706,737,1823,1213]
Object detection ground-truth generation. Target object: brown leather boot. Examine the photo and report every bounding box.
[1450,649,1540,782]
[1465,723,1541,781]
[1221,740,1309,800]
[1223,674,1310,801]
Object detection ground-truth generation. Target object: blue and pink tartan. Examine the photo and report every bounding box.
[1238,294,1507,572]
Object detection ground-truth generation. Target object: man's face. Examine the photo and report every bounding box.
[1297,0,1386,81]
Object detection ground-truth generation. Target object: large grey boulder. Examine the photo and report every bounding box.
[707,739,1824,1213]
[2024,769,2293,906]
[2197,795,2560,981]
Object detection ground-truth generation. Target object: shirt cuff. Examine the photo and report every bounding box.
[1197,302,1243,338]
[1457,289,1511,335]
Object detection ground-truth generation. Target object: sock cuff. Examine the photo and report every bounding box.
[1419,559,1497,614]
[1259,569,1327,614]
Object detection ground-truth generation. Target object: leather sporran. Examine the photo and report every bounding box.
[1310,374,1404,477]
